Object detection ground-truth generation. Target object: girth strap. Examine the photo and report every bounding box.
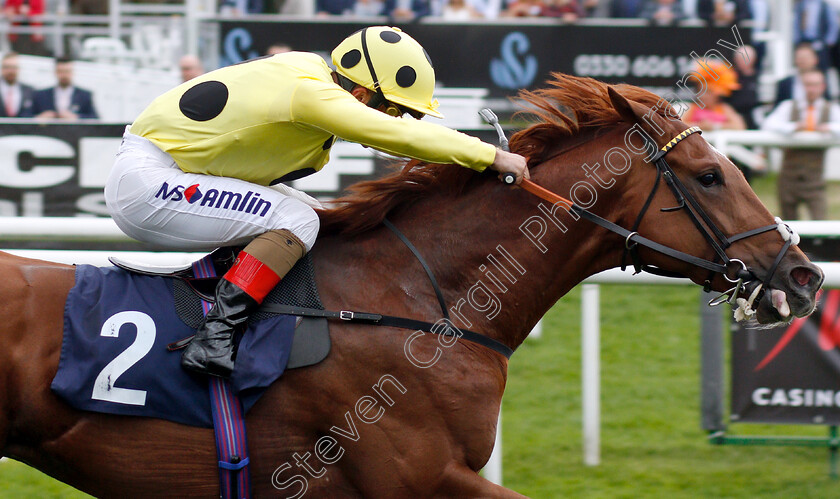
[192,256,252,499]
[259,303,514,359]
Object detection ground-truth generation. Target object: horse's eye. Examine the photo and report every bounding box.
[698,172,721,187]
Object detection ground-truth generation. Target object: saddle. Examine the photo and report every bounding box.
[111,247,330,370]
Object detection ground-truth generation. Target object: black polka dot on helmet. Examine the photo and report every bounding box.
[340,49,362,69]
[380,30,401,43]
[395,66,416,88]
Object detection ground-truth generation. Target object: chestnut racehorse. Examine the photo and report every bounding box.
[0,75,823,497]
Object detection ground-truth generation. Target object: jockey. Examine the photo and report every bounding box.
[104,26,529,378]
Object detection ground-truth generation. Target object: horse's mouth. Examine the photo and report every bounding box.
[741,278,820,325]
[752,287,793,324]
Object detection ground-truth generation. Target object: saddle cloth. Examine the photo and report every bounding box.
[51,255,326,428]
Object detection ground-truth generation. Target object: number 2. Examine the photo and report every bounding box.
[91,311,156,406]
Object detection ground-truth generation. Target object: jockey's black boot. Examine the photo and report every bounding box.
[181,229,307,378]
[180,278,256,377]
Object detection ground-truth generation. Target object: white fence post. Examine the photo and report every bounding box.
[485,409,503,485]
[528,319,543,339]
[582,284,601,466]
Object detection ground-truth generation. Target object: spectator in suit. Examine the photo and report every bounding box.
[0,52,33,117]
[775,42,830,106]
[762,69,840,220]
[32,57,98,120]
[794,0,839,71]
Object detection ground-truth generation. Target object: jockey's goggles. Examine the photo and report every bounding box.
[368,91,424,120]
[390,102,425,120]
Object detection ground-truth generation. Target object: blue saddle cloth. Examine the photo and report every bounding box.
[51,265,296,428]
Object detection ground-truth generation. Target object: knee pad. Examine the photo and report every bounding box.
[243,229,308,278]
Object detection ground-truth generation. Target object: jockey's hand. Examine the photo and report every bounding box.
[490,150,529,185]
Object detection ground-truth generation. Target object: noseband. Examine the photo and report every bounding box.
[518,125,799,308]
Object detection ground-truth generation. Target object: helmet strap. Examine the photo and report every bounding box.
[360,27,380,92]
[359,27,390,110]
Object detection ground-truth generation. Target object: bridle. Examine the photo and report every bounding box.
[514,125,800,308]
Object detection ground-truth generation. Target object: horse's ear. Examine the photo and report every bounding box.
[608,86,639,124]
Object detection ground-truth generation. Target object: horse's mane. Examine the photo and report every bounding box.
[317,73,666,236]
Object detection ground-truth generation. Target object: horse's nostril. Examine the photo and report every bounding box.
[791,266,818,288]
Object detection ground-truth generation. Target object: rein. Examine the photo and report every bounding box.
[513,126,798,305]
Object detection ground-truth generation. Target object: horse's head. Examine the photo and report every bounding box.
[510,74,821,325]
[604,86,823,324]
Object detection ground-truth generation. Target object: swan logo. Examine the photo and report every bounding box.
[490,32,538,90]
[221,27,259,66]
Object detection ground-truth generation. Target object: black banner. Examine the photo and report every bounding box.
[731,289,840,425]
[0,122,125,218]
[218,21,746,97]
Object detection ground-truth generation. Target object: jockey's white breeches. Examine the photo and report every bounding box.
[105,127,320,252]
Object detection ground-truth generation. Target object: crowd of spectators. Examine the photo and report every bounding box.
[0,0,824,34]
[0,53,97,119]
[0,0,785,21]
[308,0,767,22]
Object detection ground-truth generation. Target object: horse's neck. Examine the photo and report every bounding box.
[319,143,631,352]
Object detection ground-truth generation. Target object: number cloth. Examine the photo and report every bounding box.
[51,265,296,428]
[129,52,496,187]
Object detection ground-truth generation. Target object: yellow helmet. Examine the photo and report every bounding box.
[331,26,443,119]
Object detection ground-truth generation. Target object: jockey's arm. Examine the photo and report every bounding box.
[291,79,498,171]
